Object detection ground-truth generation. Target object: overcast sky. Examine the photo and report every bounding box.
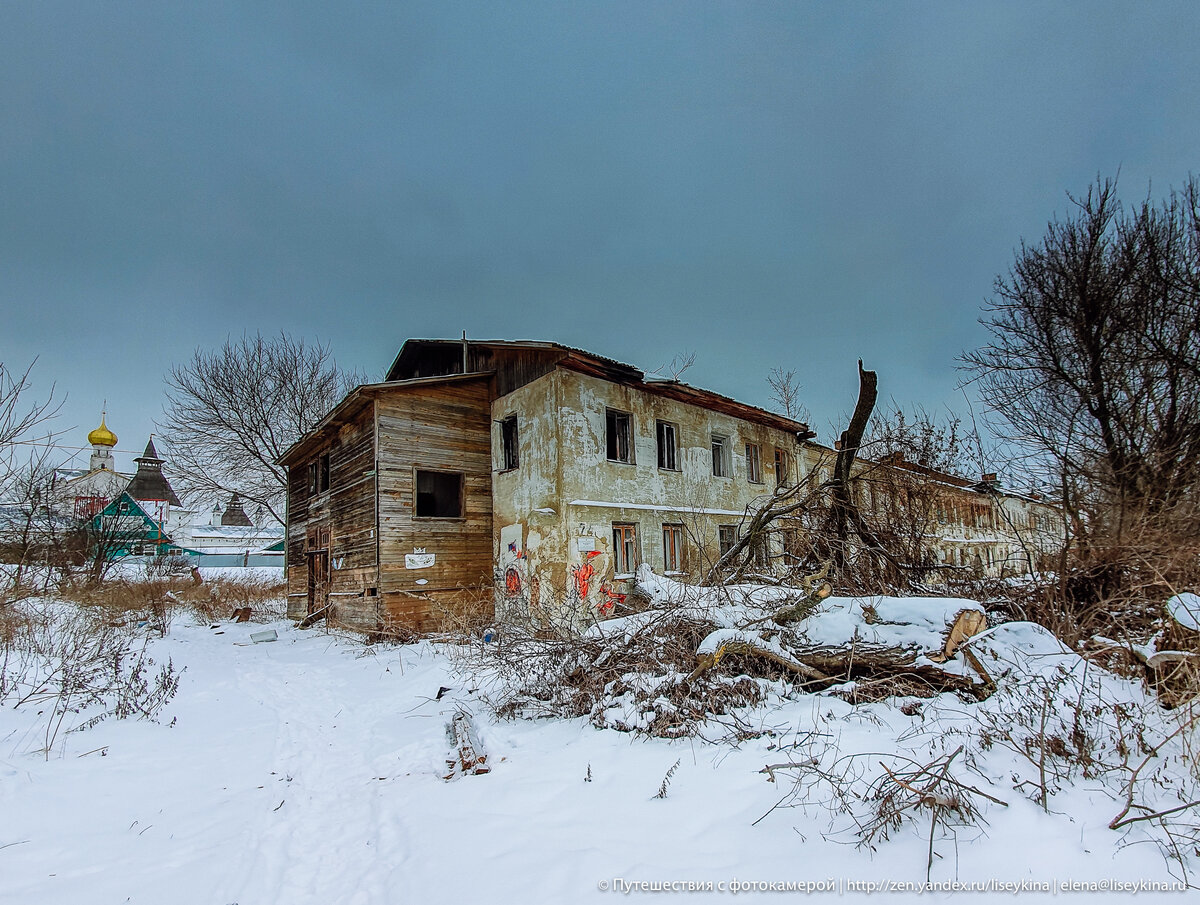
[2,2,1198,476]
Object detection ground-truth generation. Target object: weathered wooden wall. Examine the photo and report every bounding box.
[285,460,310,619]
[284,401,377,625]
[376,378,493,631]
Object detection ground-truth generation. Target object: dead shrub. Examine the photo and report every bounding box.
[455,596,790,737]
[860,746,1002,880]
[0,600,182,757]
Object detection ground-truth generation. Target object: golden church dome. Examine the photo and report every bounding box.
[87,414,118,448]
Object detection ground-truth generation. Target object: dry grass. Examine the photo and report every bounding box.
[64,571,287,627]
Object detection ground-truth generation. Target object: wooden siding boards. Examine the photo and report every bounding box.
[375,380,493,632]
[284,401,377,624]
[284,375,494,632]
[386,340,568,399]
[278,372,494,628]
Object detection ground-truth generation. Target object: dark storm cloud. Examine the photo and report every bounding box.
[2,2,1199,470]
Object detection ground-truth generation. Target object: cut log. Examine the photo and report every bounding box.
[445,710,490,778]
[687,631,990,701]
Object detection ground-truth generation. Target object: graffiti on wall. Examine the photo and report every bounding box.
[571,550,602,599]
[597,581,626,616]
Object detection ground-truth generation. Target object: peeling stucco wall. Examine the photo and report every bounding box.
[491,370,566,622]
[487,367,1066,626]
[493,368,813,624]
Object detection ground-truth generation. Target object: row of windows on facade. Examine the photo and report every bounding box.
[496,411,793,485]
[304,405,802,519]
[611,521,756,575]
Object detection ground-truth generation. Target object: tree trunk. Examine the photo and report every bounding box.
[830,361,878,576]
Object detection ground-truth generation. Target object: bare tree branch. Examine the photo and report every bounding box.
[158,333,364,524]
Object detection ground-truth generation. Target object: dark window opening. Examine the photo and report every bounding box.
[656,420,678,470]
[415,470,463,518]
[718,524,738,556]
[774,448,790,486]
[312,452,331,494]
[711,434,730,477]
[749,534,770,568]
[606,409,633,463]
[745,443,763,483]
[501,416,519,470]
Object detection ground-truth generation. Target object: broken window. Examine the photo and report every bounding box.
[500,416,519,471]
[662,523,684,572]
[711,434,730,477]
[319,452,331,493]
[774,447,790,486]
[656,420,678,470]
[606,409,633,463]
[307,462,318,494]
[612,523,638,574]
[749,533,771,568]
[745,443,763,483]
[718,524,738,556]
[415,470,463,518]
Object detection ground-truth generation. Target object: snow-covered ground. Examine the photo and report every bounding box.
[1,599,1195,904]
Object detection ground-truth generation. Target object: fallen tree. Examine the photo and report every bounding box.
[461,567,994,737]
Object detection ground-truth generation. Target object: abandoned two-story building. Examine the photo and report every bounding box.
[279,339,1064,633]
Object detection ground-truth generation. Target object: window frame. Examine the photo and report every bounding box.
[711,433,730,477]
[413,468,465,519]
[612,522,639,576]
[605,408,634,464]
[745,442,763,484]
[774,447,790,486]
[718,524,739,556]
[499,415,519,471]
[318,451,331,494]
[662,523,685,573]
[656,420,679,471]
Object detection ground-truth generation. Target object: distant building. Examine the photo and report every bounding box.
[49,415,285,564]
[183,493,283,556]
[56,414,130,518]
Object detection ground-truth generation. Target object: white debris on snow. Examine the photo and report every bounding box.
[1167,591,1200,631]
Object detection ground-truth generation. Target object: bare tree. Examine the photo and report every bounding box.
[864,405,978,476]
[0,360,61,603]
[766,366,810,423]
[963,176,1200,644]
[651,351,697,382]
[964,176,1200,541]
[0,359,59,489]
[159,333,364,524]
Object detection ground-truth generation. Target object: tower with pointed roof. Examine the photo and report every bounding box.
[125,437,182,508]
[220,492,253,527]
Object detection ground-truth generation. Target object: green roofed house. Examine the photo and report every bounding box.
[91,492,187,559]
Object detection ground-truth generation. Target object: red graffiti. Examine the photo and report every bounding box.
[504,566,523,595]
[597,582,626,616]
[571,550,602,599]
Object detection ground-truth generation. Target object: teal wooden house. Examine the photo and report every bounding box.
[91,492,188,558]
